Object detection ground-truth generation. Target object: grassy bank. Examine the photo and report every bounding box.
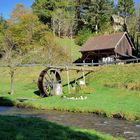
[56,37,81,61]
[0,64,140,120]
[0,115,123,140]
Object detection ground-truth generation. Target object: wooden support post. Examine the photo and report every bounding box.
[82,67,86,86]
[137,59,139,63]
[92,60,93,66]
[83,60,85,66]
[66,66,70,94]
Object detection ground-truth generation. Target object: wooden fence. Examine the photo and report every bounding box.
[0,58,140,67]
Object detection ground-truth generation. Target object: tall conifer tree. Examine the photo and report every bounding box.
[117,0,135,31]
[118,0,135,17]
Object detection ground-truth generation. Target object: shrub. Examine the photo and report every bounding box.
[75,28,92,46]
[104,82,140,91]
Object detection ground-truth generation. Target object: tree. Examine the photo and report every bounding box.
[0,4,70,95]
[0,15,7,54]
[80,0,114,33]
[136,3,140,33]
[75,27,92,46]
[32,0,77,37]
[32,0,114,36]
[8,4,49,53]
[0,18,25,95]
[51,0,76,37]
[0,4,49,95]
[117,0,135,31]
[39,32,70,64]
[1,30,20,95]
[118,0,135,17]
[32,0,59,25]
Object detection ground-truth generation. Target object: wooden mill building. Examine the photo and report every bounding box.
[80,32,136,63]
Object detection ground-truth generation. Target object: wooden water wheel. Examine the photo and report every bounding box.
[38,65,99,97]
[38,68,61,97]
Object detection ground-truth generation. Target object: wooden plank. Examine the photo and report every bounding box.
[48,65,100,72]
[66,66,71,94]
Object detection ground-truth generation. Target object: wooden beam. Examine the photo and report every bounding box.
[48,65,100,72]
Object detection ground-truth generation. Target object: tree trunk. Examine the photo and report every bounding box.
[76,0,82,33]
[70,27,73,62]
[10,67,15,95]
[123,17,128,32]
[58,20,61,37]
[70,27,73,40]
[52,18,56,37]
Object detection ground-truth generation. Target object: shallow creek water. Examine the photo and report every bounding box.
[0,106,139,140]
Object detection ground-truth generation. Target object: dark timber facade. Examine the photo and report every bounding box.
[80,32,136,63]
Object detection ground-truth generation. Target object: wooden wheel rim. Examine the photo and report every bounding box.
[38,68,61,97]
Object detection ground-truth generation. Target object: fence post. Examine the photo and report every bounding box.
[83,60,85,67]
[66,66,70,94]
[92,60,93,66]
[82,67,86,86]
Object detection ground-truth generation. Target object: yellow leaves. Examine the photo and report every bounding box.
[10,4,30,23]
[1,3,69,64]
[4,5,49,54]
[39,32,54,46]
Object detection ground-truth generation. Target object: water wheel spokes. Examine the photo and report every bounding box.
[38,68,61,97]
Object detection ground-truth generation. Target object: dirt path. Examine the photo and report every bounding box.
[0,106,139,140]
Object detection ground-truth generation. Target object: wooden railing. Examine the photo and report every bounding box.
[0,58,140,67]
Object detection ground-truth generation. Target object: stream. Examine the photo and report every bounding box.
[0,106,139,140]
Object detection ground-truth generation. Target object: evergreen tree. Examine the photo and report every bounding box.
[75,0,84,32]
[117,0,135,31]
[118,0,135,17]
[32,0,57,25]
[81,0,114,32]
[136,4,140,33]
[32,0,114,35]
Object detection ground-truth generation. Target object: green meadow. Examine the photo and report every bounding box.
[0,64,140,121]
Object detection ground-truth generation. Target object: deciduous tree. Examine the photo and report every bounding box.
[0,4,48,95]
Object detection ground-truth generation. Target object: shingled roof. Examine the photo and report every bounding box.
[80,32,134,52]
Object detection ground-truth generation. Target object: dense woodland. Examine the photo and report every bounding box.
[0,0,140,65]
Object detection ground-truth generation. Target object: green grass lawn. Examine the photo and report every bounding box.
[56,37,81,62]
[0,115,123,140]
[0,64,140,120]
